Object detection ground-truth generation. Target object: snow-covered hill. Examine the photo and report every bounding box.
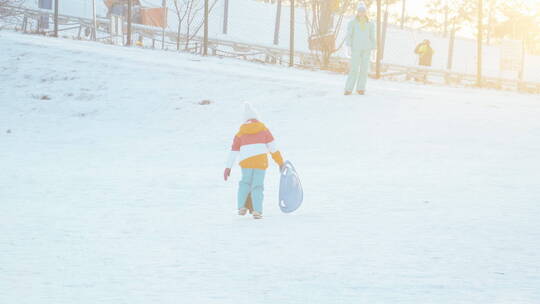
[1,30,540,303]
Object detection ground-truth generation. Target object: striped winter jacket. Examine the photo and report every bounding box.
[226,120,284,170]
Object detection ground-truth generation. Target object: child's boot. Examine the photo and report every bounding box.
[253,211,263,219]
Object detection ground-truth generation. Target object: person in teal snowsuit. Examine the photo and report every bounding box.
[344,3,376,95]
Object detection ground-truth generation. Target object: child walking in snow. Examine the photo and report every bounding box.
[223,103,284,219]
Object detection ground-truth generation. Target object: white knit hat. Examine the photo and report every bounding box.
[243,102,259,122]
[357,2,367,12]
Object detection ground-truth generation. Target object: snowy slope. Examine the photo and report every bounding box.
[1,30,540,304]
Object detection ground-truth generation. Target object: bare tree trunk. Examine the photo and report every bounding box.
[476,0,483,87]
[443,0,448,37]
[174,1,182,50]
[400,0,406,29]
[223,0,228,34]
[273,0,281,45]
[203,0,208,55]
[162,0,166,49]
[188,0,218,44]
[174,0,189,51]
[185,0,193,49]
[447,20,456,70]
[375,0,382,79]
[486,0,495,45]
[289,0,295,67]
[53,0,59,37]
[302,0,352,69]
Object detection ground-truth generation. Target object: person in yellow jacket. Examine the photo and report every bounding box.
[224,103,284,219]
[414,39,434,67]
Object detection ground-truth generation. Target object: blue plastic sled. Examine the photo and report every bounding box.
[278,161,303,213]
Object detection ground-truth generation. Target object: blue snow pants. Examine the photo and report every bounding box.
[238,168,266,213]
[345,49,371,92]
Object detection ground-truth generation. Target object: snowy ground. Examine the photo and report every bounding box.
[1,31,540,303]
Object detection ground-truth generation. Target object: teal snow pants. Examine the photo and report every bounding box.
[345,49,371,92]
[238,168,266,213]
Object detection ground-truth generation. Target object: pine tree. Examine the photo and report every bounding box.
[422,0,476,36]
[491,0,540,54]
